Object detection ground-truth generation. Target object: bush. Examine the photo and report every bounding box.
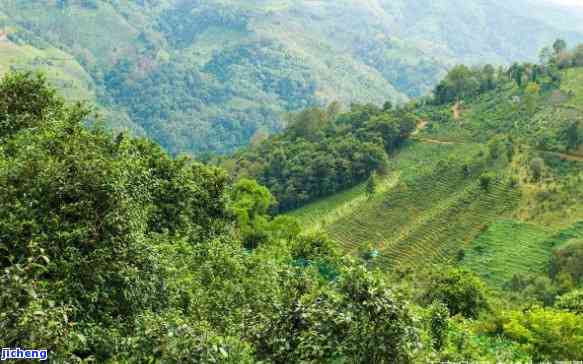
[479,172,496,191]
[429,302,450,351]
[555,289,583,314]
[122,313,255,364]
[290,232,339,263]
[503,307,583,361]
[550,239,583,284]
[530,157,545,182]
[422,268,489,319]
[255,265,419,363]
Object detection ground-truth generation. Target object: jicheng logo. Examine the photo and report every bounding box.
[1,348,48,361]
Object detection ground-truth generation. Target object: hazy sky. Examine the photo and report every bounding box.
[543,0,583,7]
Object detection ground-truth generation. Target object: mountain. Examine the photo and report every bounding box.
[1,0,583,154]
[3,50,583,362]
[279,55,583,283]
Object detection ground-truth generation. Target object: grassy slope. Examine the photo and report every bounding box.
[461,220,556,287]
[0,38,94,101]
[287,69,583,286]
[461,220,583,287]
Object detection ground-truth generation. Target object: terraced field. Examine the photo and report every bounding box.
[377,178,520,269]
[289,182,367,231]
[298,139,521,268]
[461,220,556,287]
[290,140,481,229]
[288,89,583,273]
[462,220,583,287]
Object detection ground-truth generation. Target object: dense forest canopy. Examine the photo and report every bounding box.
[1,0,583,155]
[224,103,416,212]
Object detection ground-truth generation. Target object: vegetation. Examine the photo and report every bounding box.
[1,0,583,155]
[421,268,489,319]
[238,40,583,361]
[502,307,583,361]
[3,39,583,362]
[550,239,583,284]
[0,71,426,362]
[224,104,415,211]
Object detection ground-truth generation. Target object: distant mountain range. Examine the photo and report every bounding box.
[1,0,582,154]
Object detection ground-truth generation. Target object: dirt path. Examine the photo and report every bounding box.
[543,151,583,162]
[452,101,462,120]
[412,119,428,136]
[413,137,458,145]
[412,119,459,145]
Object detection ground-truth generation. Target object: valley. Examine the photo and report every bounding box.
[2,0,583,154]
[1,2,583,362]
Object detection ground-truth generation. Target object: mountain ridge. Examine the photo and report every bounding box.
[1,0,582,154]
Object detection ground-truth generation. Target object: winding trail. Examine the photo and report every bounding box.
[541,150,583,162]
[412,121,583,162]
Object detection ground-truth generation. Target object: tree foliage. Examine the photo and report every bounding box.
[433,65,498,104]
[555,289,583,314]
[0,71,421,362]
[227,103,415,211]
[503,307,583,362]
[422,268,489,319]
[255,265,419,363]
[550,239,583,284]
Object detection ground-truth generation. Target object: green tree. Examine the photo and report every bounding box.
[529,157,545,182]
[550,239,583,284]
[286,107,329,141]
[429,302,450,351]
[479,172,496,191]
[508,63,526,87]
[447,65,479,100]
[0,72,66,139]
[524,82,540,114]
[229,178,275,249]
[433,65,480,104]
[479,64,497,91]
[573,44,583,67]
[523,276,559,306]
[565,121,580,150]
[366,171,378,197]
[503,307,583,362]
[290,231,339,263]
[422,268,489,319]
[539,46,553,65]
[553,39,568,56]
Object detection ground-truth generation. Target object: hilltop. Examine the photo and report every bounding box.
[229,43,583,291]
[1,0,583,154]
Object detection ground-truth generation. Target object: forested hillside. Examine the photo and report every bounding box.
[1,0,583,154]
[225,102,416,211]
[280,40,583,256]
[3,1,583,361]
[2,66,583,362]
[280,43,583,362]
